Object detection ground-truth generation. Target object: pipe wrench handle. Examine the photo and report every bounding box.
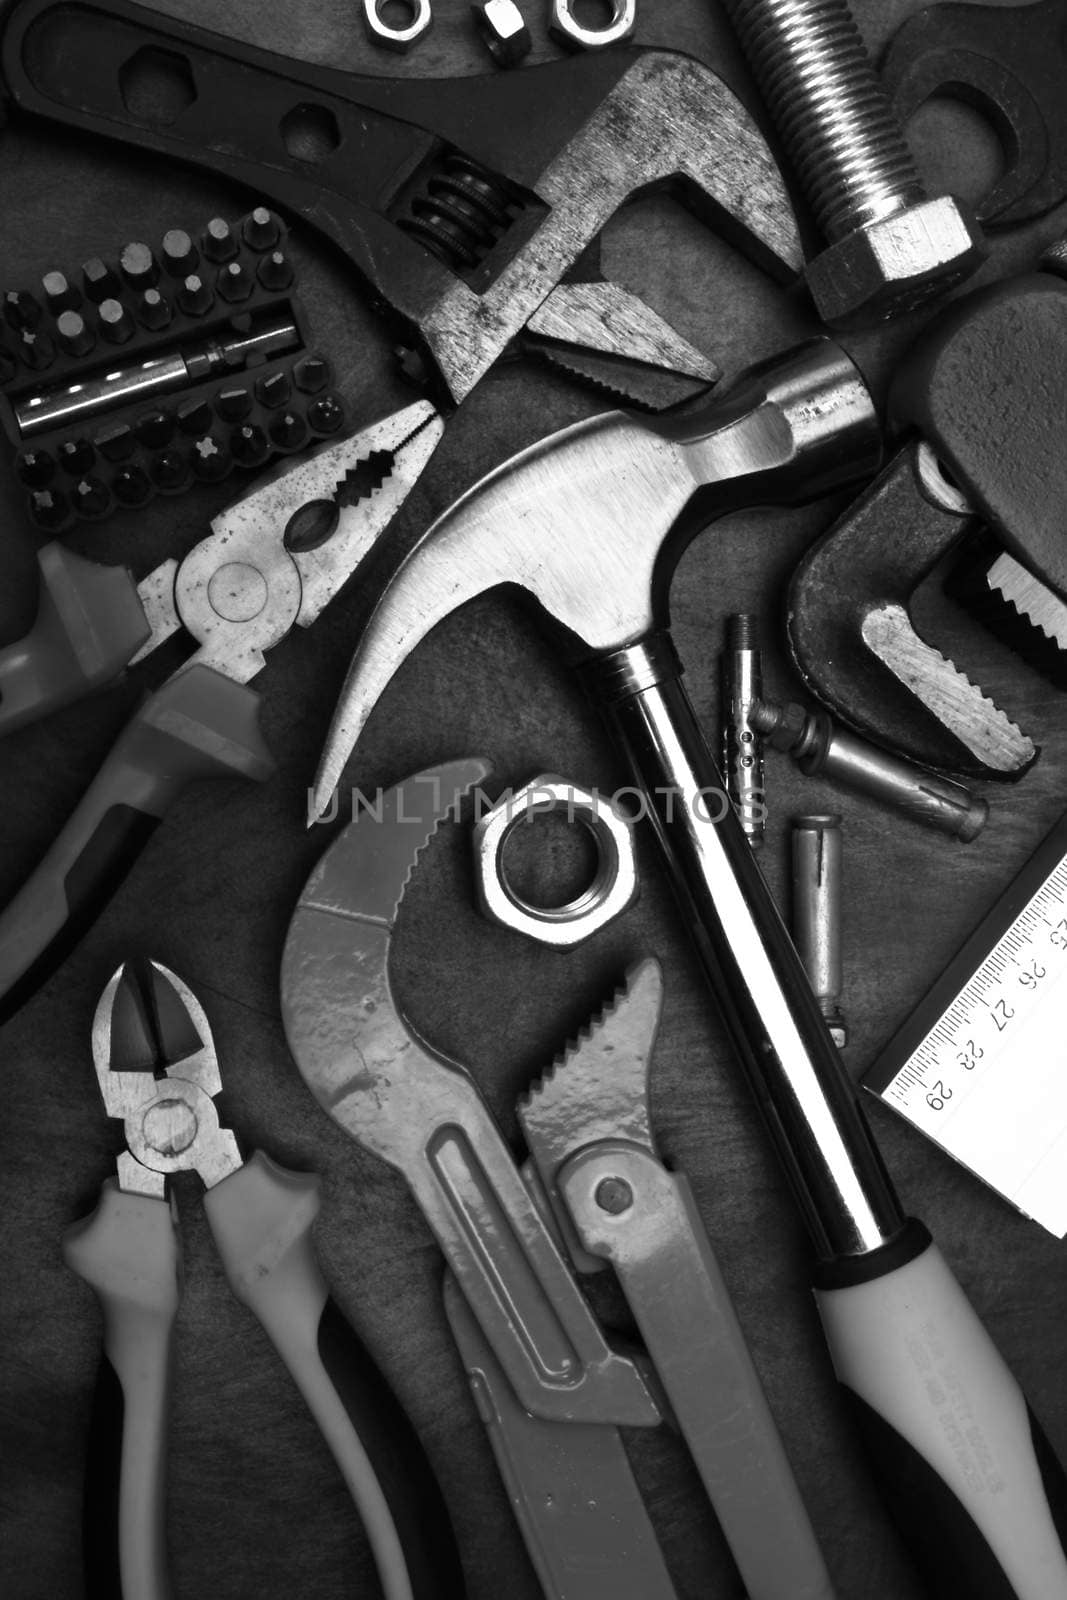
[559,1141,835,1600]
[816,1226,1067,1600]
[442,1273,678,1600]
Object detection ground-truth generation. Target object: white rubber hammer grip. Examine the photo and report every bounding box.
[815,1224,1067,1598]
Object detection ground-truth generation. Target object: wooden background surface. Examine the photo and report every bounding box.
[1,2,1065,1596]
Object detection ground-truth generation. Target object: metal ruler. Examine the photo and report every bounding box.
[865,809,1067,1237]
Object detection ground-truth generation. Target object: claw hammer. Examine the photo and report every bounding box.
[311,339,1067,1600]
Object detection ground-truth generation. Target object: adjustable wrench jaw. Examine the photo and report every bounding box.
[312,340,880,817]
[92,960,242,1200]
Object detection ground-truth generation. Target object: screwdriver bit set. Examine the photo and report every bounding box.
[0,204,346,530]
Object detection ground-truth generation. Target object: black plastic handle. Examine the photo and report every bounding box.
[0,665,274,1022]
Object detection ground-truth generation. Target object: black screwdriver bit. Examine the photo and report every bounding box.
[112,464,153,507]
[135,410,174,449]
[216,387,251,422]
[191,432,231,481]
[42,271,81,314]
[308,394,345,434]
[82,259,120,304]
[29,487,70,531]
[230,422,269,468]
[0,350,16,385]
[18,327,55,369]
[202,217,237,263]
[96,423,135,463]
[120,242,159,290]
[161,229,198,277]
[15,449,55,488]
[58,438,95,475]
[151,447,191,493]
[217,260,253,303]
[72,476,112,519]
[98,299,134,345]
[257,250,293,291]
[243,206,280,251]
[177,274,213,317]
[177,398,213,436]
[4,290,42,331]
[56,310,95,357]
[270,410,308,451]
[256,370,291,409]
[137,288,172,331]
[294,356,330,394]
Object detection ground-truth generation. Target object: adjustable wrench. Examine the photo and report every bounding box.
[309,339,1067,1599]
[0,0,800,410]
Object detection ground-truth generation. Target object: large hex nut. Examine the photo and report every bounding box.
[806,196,986,330]
[362,0,432,52]
[473,776,638,949]
[472,0,531,65]
[549,0,635,50]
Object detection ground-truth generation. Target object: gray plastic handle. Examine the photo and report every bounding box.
[559,1140,835,1600]
[0,543,148,735]
[62,1181,179,1600]
[203,1153,433,1600]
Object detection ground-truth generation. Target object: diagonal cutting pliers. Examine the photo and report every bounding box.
[0,400,443,1020]
[63,957,463,1600]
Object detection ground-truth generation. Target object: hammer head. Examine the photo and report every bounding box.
[312,340,879,818]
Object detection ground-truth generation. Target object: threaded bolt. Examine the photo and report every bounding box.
[723,0,984,325]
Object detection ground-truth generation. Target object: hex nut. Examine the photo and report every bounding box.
[549,0,635,50]
[805,195,986,330]
[362,0,432,52]
[473,775,638,949]
[472,0,531,65]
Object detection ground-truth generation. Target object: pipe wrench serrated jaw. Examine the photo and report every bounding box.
[786,441,1039,779]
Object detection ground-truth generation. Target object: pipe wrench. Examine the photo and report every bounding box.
[0,400,443,1021]
[0,0,801,411]
[280,759,834,1599]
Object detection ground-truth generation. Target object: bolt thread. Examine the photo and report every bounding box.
[725,0,924,239]
[726,611,759,650]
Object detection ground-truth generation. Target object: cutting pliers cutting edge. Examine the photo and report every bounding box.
[0,400,442,1021]
[63,958,463,1600]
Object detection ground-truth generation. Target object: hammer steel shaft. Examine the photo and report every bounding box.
[586,636,900,1259]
